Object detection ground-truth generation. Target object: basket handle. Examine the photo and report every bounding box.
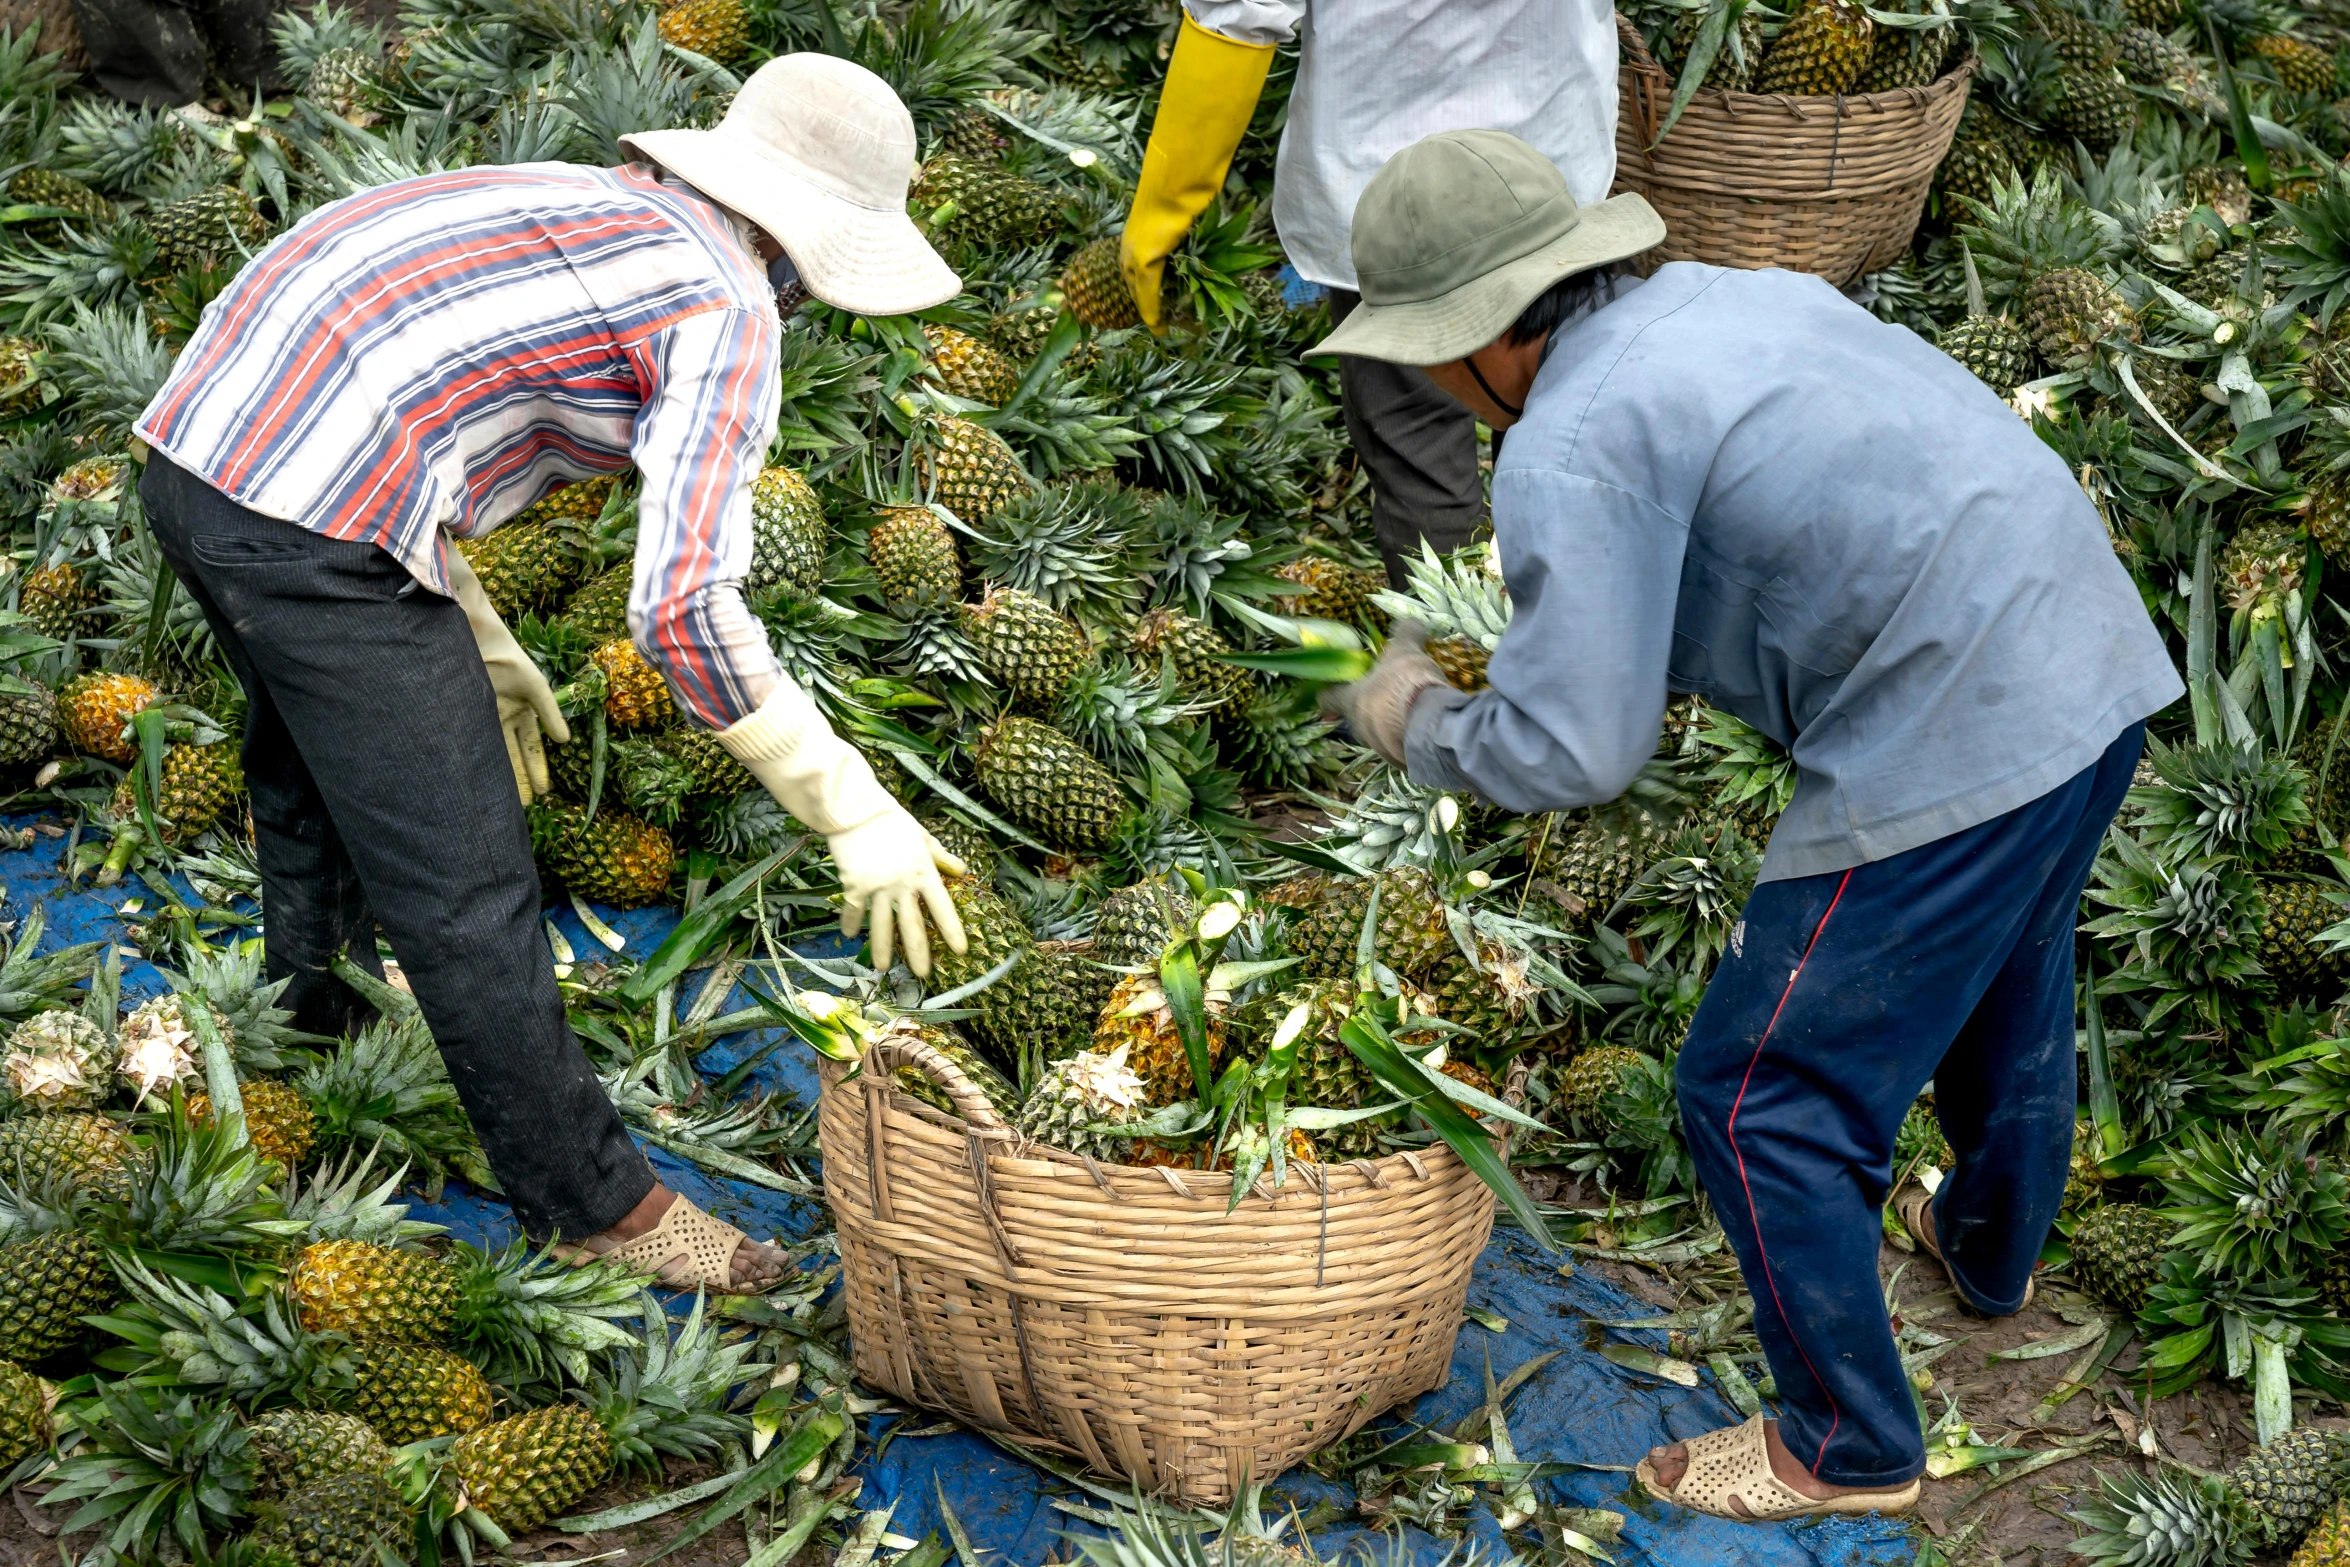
[863,1032,1011,1132]
[1614,13,1664,162]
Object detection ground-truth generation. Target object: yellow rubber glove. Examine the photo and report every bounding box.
[1120,11,1276,330]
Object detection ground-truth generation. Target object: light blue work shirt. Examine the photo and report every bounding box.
[1402,262,2183,882]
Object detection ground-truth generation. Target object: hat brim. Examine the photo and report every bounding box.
[1310,194,1666,363]
[621,125,961,317]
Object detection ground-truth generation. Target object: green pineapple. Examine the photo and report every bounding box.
[911,154,1064,249]
[1560,1045,1654,1129]
[527,801,676,907]
[0,1359,48,1468]
[2260,877,2346,996]
[252,1472,413,1567]
[1269,556,1386,624]
[1285,867,1455,982]
[2043,68,2139,151]
[916,416,1029,525]
[0,679,57,767]
[2230,1427,2350,1542]
[971,714,1126,853]
[1371,542,1509,692]
[459,519,587,620]
[0,1229,115,1362]
[248,1409,394,1497]
[1131,606,1253,714]
[1752,0,1875,95]
[921,880,1048,1070]
[2249,33,2338,94]
[879,1017,1022,1121]
[867,504,963,609]
[1934,121,2017,216]
[2116,24,2196,83]
[1093,875,1198,971]
[1262,980,1386,1156]
[1014,1045,1151,1159]
[961,585,1088,706]
[561,564,633,643]
[1938,249,2036,397]
[1062,234,1142,330]
[1670,6,1769,88]
[149,186,272,275]
[2021,265,2131,365]
[7,169,114,248]
[1855,19,1951,90]
[750,466,827,600]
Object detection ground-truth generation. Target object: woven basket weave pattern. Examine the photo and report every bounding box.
[1611,13,1974,284]
[819,1034,1501,1505]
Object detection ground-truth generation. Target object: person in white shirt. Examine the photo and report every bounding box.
[1117,0,1619,584]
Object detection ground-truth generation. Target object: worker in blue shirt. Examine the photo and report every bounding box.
[1322,130,2181,1522]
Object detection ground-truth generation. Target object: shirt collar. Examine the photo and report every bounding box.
[657,170,765,266]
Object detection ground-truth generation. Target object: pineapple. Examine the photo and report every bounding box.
[1372,542,1509,692]
[2020,266,2131,366]
[346,1340,495,1442]
[149,186,272,275]
[116,994,216,1105]
[0,1112,137,1185]
[516,474,617,527]
[1062,234,1142,330]
[1857,19,1950,90]
[0,1360,48,1468]
[561,564,632,643]
[0,681,57,767]
[190,1078,317,1169]
[655,0,749,61]
[459,519,587,620]
[2068,1202,2174,1313]
[1261,980,1386,1156]
[2062,1113,2105,1214]
[7,169,114,248]
[2299,1502,2350,1567]
[2043,68,2139,151]
[922,880,1041,1068]
[1940,246,2036,397]
[1093,970,1227,1106]
[2116,24,2196,84]
[252,1471,414,1566]
[2261,876,2345,996]
[1015,1044,1151,1158]
[593,639,675,729]
[1753,0,1874,95]
[1560,1044,1653,1126]
[1286,867,1455,982]
[1935,123,2016,216]
[248,1408,394,1497]
[44,454,132,514]
[20,560,96,639]
[2231,1427,2350,1542]
[936,107,1009,159]
[866,504,962,609]
[913,156,1064,250]
[1270,556,1385,624]
[750,466,827,600]
[306,46,379,117]
[922,814,997,880]
[2250,33,2337,94]
[450,1401,611,1532]
[0,1011,113,1111]
[879,1017,1022,1121]
[916,416,1028,525]
[961,585,1088,706]
[0,338,43,421]
[1094,875,1197,971]
[60,671,158,763]
[1131,606,1252,714]
[154,740,244,840]
[0,1229,118,1361]
[527,801,677,907]
[971,714,1126,853]
[1428,937,1542,1046]
[287,1238,459,1343]
[924,325,1023,406]
[1670,5,1769,88]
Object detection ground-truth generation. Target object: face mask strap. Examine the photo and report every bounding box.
[1464,351,1522,420]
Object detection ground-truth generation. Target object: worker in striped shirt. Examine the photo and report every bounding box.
[133,55,967,1294]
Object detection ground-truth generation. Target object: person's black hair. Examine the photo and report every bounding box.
[1506,263,1628,346]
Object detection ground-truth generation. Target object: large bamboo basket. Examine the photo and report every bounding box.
[1610,13,1975,285]
[817,1033,1505,1505]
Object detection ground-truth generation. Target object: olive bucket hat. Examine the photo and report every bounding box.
[1313,129,1664,365]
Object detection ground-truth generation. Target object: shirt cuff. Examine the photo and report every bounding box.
[1402,684,1477,794]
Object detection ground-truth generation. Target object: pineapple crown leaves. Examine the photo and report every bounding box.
[1626,822,1762,971]
[1307,766,1467,877]
[966,477,1154,609]
[2064,1462,2266,1567]
[1961,165,2129,300]
[99,1254,357,1406]
[1139,491,1252,616]
[2125,737,2311,860]
[155,943,313,1073]
[43,1382,258,1564]
[276,1150,447,1249]
[287,1014,484,1189]
[770,326,888,462]
[446,1238,644,1387]
[0,905,101,1025]
[1370,540,1510,648]
[581,1293,761,1474]
[269,0,384,77]
[1585,924,1710,1054]
[2232,1031,2350,1142]
[2080,830,2268,1002]
[840,0,1046,142]
[1086,338,1245,495]
[1052,653,1203,778]
[38,300,173,441]
[0,22,79,109]
[2155,1120,2350,1281]
[97,1107,293,1256]
[52,96,188,194]
[0,219,159,330]
[554,14,700,165]
[2135,1251,2350,1399]
[2271,172,2350,330]
[1595,1047,1695,1198]
[1695,706,1799,814]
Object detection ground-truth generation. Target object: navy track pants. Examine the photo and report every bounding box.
[1675,723,2142,1486]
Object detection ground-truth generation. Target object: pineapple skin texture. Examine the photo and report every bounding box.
[0,1231,121,1361]
[593,639,676,730]
[961,586,1087,707]
[971,714,1125,852]
[345,1341,495,1443]
[1062,234,1141,330]
[2297,1500,2350,1567]
[0,1359,49,1469]
[191,1077,316,1169]
[1092,971,1226,1106]
[750,465,827,599]
[60,672,158,764]
[867,505,962,608]
[249,1408,396,1497]
[1752,0,1873,95]
[452,1403,615,1533]
[289,1239,459,1343]
[252,1471,415,1567]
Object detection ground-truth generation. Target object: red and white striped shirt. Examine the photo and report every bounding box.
[138,162,783,728]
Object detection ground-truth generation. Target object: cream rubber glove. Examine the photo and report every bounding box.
[445,544,570,803]
[716,681,969,977]
[1120,12,1276,331]
[1321,620,1451,770]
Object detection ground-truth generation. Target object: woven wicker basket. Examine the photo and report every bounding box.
[817,1033,1504,1505]
[1610,13,1975,285]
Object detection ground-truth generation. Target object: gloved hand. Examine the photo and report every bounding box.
[716,681,969,977]
[446,544,570,803]
[1322,620,1451,769]
[1120,12,1276,331]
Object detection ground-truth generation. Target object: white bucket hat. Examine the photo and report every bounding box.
[621,53,960,317]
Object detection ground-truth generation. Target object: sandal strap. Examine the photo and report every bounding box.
[590,1195,750,1292]
[1894,1185,1941,1263]
[1671,1417,1820,1522]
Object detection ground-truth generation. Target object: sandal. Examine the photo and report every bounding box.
[554,1193,778,1295]
[1893,1183,2034,1316]
[1635,1416,1921,1522]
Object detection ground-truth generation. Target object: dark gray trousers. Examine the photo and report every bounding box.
[140,453,653,1241]
[1329,288,1490,588]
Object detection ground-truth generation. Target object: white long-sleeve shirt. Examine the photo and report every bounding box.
[1187,0,1620,291]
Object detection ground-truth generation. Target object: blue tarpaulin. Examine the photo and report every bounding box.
[0,818,1915,1567]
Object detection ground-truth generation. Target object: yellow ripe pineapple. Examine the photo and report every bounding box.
[1752,0,1875,94]
[0,1360,51,1469]
[2297,1500,2350,1567]
[2249,33,2337,94]
[450,1403,614,1533]
[1092,970,1228,1106]
[924,325,1022,406]
[528,800,677,907]
[190,1078,316,1169]
[460,520,587,620]
[19,561,96,639]
[915,416,1028,524]
[593,639,675,729]
[289,1239,458,1342]
[655,0,749,60]
[60,672,158,763]
[1270,556,1385,624]
[1062,234,1141,329]
[345,1341,495,1442]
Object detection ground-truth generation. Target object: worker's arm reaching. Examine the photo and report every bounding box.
[446,546,572,804]
[1119,3,1286,328]
[1388,469,1687,812]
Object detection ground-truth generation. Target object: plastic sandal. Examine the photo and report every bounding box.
[1635,1416,1921,1522]
[1893,1183,2035,1315]
[555,1193,776,1295]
